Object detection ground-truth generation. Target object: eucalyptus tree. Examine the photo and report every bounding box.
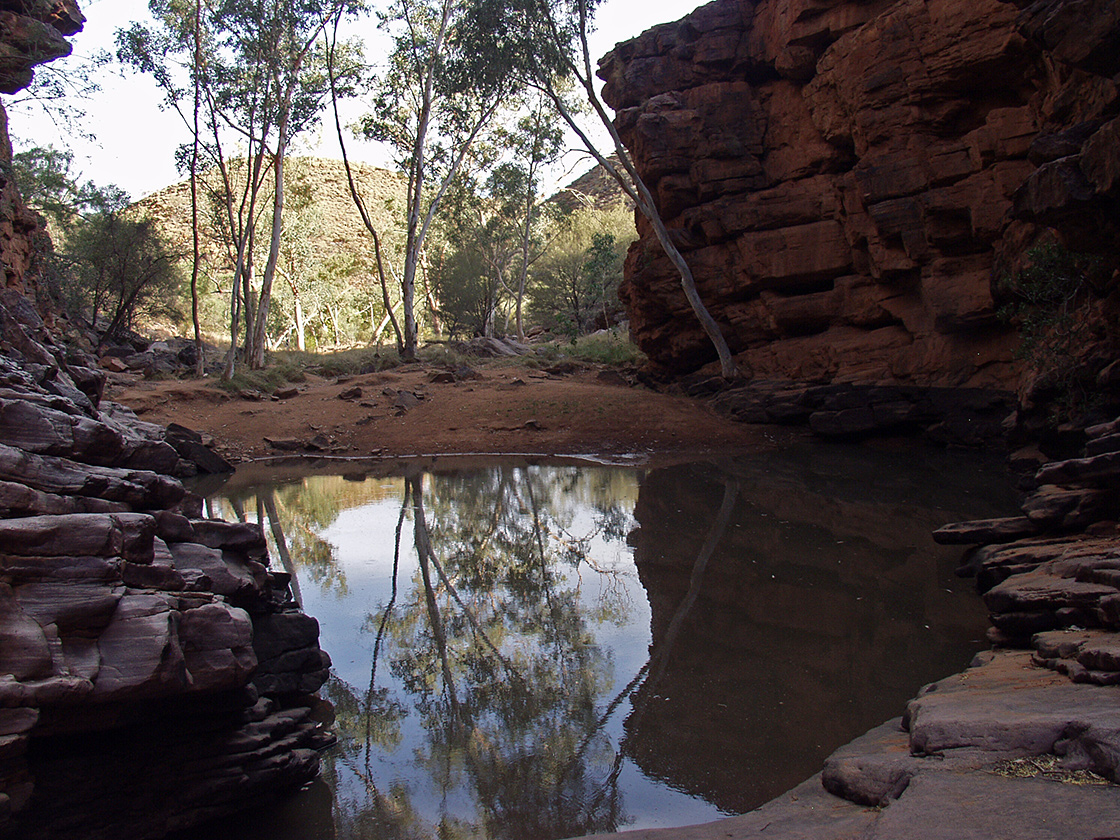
[117,0,210,374]
[356,0,522,359]
[467,0,740,378]
[530,206,630,339]
[430,162,522,338]
[323,15,405,354]
[218,0,357,369]
[493,93,564,341]
[119,0,359,375]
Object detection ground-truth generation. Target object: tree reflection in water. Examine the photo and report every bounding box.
[194,447,1016,840]
[211,464,651,839]
[375,469,630,840]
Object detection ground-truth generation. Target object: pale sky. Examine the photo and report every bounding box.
[7,0,705,201]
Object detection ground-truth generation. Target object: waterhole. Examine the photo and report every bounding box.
[194,441,1015,839]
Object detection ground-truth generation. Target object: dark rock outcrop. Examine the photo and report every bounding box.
[0,4,333,837]
[602,0,1120,404]
[0,292,333,839]
[703,378,1015,443]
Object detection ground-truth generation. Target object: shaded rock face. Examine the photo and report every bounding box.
[0,0,82,95]
[0,7,334,837]
[0,295,334,840]
[602,0,1120,385]
[0,0,83,296]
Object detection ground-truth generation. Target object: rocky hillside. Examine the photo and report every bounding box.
[602,0,1120,404]
[138,155,631,259]
[551,155,631,212]
[133,156,407,268]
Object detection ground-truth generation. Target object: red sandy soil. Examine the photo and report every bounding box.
[109,360,797,466]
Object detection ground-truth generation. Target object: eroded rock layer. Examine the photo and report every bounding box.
[0,3,334,836]
[0,282,334,840]
[603,0,1120,390]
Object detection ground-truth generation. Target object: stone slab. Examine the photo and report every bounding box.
[865,771,1120,839]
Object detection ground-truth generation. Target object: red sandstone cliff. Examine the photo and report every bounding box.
[602,0,1120,390]
[0,0,83,298]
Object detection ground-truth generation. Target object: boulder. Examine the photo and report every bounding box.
[933,516,1039,545]
[0,444,184,509]
[178,603,256,693]
[91,593,186,701]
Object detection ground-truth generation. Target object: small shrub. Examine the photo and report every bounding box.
[999,245,1102,361]
[534,344,562,362]
[418,343,466,368]
[214,368,276,394]
[999,243,1107,419]
[567,328,644,366]
[273,347,400,378]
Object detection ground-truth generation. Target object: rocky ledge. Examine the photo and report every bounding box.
[0,289,334,838]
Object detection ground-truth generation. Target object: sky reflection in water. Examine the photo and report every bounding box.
[201,445,1015,840]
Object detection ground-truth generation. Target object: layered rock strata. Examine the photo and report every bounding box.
[0,291,334,839]
[0,0,84,296]
[0,5,334,834]
[601,0,1120,408]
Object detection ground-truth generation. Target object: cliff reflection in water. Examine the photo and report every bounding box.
[200,445,1014,840]
[625,443,1014,813]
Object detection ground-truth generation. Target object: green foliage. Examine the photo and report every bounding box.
[999,243,1108,418]
[9,147,181,340]
[529,201,633,339]
[212,366,285,394]
[426,107,564,342]
[11,145,129,235]
[999,244,1105,365]
[417,343,467,367]
[64,214,183,340]
[277,347,402,377]
[430,238,502,339]
[566,327,644,365]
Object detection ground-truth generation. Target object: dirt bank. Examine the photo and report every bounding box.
[110,361,795,465]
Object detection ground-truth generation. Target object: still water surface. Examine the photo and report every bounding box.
[197,443,1015,840]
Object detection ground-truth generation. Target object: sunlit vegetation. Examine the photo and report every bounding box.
[6,0,689,375]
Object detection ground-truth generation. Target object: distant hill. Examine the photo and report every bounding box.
[132,157,408,268]
[133,154,629,273]
[550,155,630,212]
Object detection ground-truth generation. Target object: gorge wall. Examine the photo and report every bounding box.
[603,0,1120,402]
[0,3,335,837]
